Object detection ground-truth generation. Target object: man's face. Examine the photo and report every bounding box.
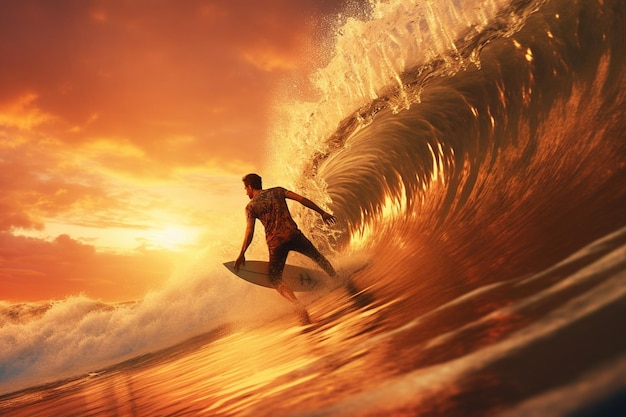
[244,184,254,199]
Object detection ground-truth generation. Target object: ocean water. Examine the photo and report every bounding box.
[2,0,626,415]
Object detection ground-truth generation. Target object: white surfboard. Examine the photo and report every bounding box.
[223,260,327,292]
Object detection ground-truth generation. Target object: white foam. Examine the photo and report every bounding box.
[0,245,291,395]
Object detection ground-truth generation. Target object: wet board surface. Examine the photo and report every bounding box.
[223,260,327,292]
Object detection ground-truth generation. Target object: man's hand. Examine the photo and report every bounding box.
[234,254,245,271]
[235,217,255,272]
[321,211,336,225]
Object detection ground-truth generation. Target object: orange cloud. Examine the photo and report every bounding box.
[0,93,54,130]
[0,233,176,302]
[0,1,355,167]
[0,136,124,232]
[0,0,361,301]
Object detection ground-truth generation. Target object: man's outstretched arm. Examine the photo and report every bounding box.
[285,190,336,225]
[235,216,255,271]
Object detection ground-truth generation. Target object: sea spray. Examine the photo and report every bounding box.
[0,243,292,395]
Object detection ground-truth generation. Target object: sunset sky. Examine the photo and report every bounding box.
[0,0,360,302]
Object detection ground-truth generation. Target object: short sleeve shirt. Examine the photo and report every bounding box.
[245,187,300,250]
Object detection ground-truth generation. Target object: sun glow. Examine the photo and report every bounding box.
[142,225,201,251]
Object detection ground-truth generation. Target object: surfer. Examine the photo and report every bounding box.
[234,173,341,325]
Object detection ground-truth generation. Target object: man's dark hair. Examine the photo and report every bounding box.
[242,173,262,190]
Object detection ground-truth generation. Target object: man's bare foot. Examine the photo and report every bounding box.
[299,309,312,326]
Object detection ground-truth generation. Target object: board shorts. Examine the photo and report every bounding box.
[268,232,333,285]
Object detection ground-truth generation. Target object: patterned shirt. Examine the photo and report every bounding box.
[246,187,300,250]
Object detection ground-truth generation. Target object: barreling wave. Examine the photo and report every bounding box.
[319,0,623,228]
[285,0,626,277]
[264,0,626,310]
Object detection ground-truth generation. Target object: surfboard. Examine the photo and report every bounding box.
[223,260,327,292]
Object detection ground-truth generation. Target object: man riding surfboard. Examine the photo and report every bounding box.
[234,173,365,325]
